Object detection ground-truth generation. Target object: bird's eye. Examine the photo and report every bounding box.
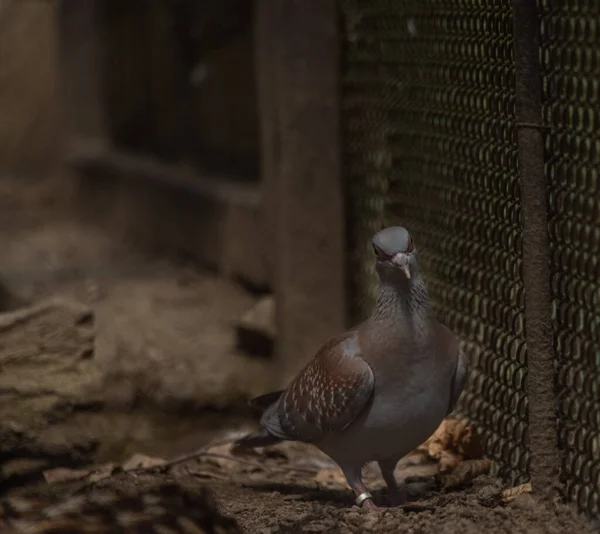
[406,236,415,253]
[373,244,390,261]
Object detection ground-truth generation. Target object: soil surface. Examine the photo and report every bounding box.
[8,440,595,534]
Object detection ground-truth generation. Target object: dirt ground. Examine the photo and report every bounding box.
[0,175,597,533]
[4,439,596,534]
[173,442,598,534]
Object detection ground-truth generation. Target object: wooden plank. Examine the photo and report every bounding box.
[236,296,276,358]
[58,0,108,148]
[67,144,267,289]
[256,0,346,386]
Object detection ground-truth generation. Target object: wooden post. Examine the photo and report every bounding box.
[256,0,346,386]
[58,0,108,150]
[255,0,278,284]
[512,0,560,499]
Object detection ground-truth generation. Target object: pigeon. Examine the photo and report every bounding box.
[235,226,469,510]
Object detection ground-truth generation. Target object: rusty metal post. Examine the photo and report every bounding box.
[512,0,560,499]
[256,0,346,387]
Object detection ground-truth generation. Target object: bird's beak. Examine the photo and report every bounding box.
[391,253,411,279]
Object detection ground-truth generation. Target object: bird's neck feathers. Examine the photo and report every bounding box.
[372,273,430,325]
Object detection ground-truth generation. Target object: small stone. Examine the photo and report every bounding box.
[477,484,501,507]
[510,492,538,511]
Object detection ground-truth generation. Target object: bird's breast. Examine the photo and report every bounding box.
[322,347,452,465]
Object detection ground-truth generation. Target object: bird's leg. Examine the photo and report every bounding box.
[378,459,407,506]
[342,466,378,511]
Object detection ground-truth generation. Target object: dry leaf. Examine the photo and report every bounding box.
[432,418,484,458]
[188,468,228,481]
[407,417,485,470]
[454,421,485,459]
[400,449,432,467]
[439,458,493,490]
[437,450,462,473]
[231,444,262,458]
[88,463,119,483]
[203,444,241,470]
[427,440,445,460]
[43,461,119,485]
[122,454,166,471]
[314,468,347,489]
[501,482,532,503]
[43,467,91,484]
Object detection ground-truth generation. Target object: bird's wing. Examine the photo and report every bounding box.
[260,331,374,443]
[448,344,469,414]
[437,324,469,415]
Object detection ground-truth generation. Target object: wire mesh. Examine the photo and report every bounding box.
[342,0,600,518]
[341,0,528,484]
[539,0,600,518]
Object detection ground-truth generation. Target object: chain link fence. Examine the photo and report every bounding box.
[341,0,599,519]
[539,0,600,518]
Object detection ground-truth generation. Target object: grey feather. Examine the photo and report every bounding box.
[448,346,469,415]
[372,226,412,255]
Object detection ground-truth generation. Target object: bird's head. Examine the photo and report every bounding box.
[371,226,418,283]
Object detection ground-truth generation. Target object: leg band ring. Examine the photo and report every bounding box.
[355,491,373,507]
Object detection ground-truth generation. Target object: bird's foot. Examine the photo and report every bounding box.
[354,490,379,511]
[361,499,379,512]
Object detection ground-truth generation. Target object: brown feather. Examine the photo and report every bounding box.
[268,331,374,442]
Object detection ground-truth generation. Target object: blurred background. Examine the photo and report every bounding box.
[0,0,598,523]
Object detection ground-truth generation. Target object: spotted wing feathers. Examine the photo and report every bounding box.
[435,323,469,415]
[261,332,374,443]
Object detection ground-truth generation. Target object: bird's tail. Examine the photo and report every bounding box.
[233,426,282,450]
[233,390,284,451]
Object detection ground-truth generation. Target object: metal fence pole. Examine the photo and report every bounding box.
[512,0,560,499]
